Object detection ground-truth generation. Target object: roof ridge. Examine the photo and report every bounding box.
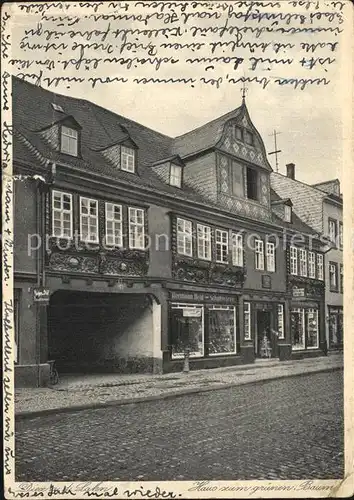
[271,171,328,196]
[173,106,242,140]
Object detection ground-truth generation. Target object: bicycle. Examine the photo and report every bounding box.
[48,360,59,385]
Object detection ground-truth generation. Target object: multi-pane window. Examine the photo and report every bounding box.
[246,167,258,201]
[317,253,324,280]
[231,232,243,267]
[215,229,228,263]
[277,304,284,339]
[52,190,73,238]
[61,126,78,156]
[291,308,305,350]
[105,203,122,247]
[308,251,316,278]
[340,264,343,293]
[328,218,337,244]
[339,222,343,249]
[209,306,236,355]
[234,126,243,140]
[244,302,251,340]
[244,130,253,145]
[170,303,204,359]
[80,197,98,242]
[306,309,319,348]
[170,164,182,188]
[121,146,135,173]
[255,239,264,270]
[129,207,145,249]
[299,248,307,277]
[177,218,193,256]
[197,224,211,260]
[329,262,338,291]
[290,246,298,275]
[266,242,275,272]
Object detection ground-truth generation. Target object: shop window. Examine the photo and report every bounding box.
[177,218,193,257]
[170,304,204,359]
[215,229,228,263]
[246,167,258,201]
[232,232,243,267]
[329,309,343,348]
[197,224,211,260]
[121,146,135,173]
[308,251,316,279]
[290,246,298,275]
[277,304,284,339]
[306,309,319,348]
[129,207,145,249]
[291,308,305,350]
[244,302,251,340]
[61,126,78,156]
[317,253,324,280]
[299,248,307,277]
[80,197,99,243]
[255,239,264,270]
[52,190,73,238]
[208,306,236,355]
[266,242,275,272]
[329,262,338,292]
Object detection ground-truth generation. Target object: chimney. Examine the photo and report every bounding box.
[286,163,295,180]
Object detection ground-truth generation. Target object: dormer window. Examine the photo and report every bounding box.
[246,167,258,201]
[121,146,135,173]
[244,130,253,145]
[170,164,182,188]
[234,126,243,140]
[61,126,78,156]
[284,205,292,222]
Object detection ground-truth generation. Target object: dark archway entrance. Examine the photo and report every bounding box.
[48,290,156,374]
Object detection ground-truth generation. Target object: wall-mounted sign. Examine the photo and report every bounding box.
[170,291,235,304]
[293,287,305,297]
[33,287,50,304]
[183,308,201,318]
[261,275,272,289]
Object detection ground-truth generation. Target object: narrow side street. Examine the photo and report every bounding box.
[15,371,344,482]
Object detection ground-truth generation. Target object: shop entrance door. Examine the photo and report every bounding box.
[256,310,273,358]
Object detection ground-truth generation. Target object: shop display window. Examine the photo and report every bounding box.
[291,308,305,350]
[171,304,204,359]
[208,306,236,355]
[306,309,319,348]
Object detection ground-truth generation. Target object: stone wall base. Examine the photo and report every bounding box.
[278,344,292,361]
[163,355,244,373]
[56,356,160,375]
[15,364,50,388]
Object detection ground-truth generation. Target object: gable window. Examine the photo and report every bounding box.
[340,264,343,293]
[80,197,98,243]
[244,130,253,145]
[308,251,316,278]
[231,232,243,267]
[246,167,258,201]
[290,246,298,275]
[284,205,292,223]
[277,304,284,339]
[299,248,307,277]
[339,222,343,249]
[61,126,78,156]
[52,190,73,238]
[234,126,243,141]
[317,253,324,280]
[170,164,182,188]
[328,218,337,244]
[255,239,264,270]
[329,262,338,292]
[129,207,145,249]
[177,218,192,257]
[244,302,251,340]
[121,146,135,173]
[266,242,275,272]
[215,229,228,263]
[105,203,122,247]
[197,224,211,260]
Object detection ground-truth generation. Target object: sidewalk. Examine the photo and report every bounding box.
[15,352,343,419]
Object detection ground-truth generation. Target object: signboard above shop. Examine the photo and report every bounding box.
[292,287,305,297]
[33,287,50,304]
[183,308,202,318]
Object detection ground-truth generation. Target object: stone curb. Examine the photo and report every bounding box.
[15,366,343,421]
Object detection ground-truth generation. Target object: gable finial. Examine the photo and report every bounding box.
[241,78,248,103]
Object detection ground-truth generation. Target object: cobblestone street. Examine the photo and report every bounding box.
[15,371,344,481]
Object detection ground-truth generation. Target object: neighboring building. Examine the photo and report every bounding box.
[271,168,343,351]
[12,77,328,387]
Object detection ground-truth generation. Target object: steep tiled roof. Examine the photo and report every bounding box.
[171,107,242,158]
[270,189,318,235]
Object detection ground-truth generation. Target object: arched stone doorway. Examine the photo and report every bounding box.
[47,290,162,374]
